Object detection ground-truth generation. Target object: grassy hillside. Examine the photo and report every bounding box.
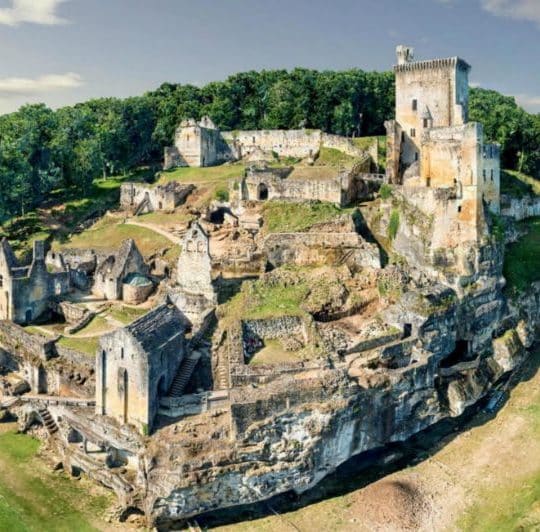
[504,216,540,293]
[0,170,149,259]
[262,201,353,234]
[0,425,113,531]
[501,169,540,198]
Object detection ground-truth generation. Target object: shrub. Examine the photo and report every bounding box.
[388,209,400,240]
[215,187,229,202]
[379,183,393,200]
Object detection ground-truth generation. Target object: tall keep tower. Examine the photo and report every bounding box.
[386,46,472,181]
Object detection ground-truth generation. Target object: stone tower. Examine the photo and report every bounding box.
[386,45,471,181]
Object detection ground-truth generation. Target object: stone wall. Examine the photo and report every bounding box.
[242,316,308,343]
[394,55,469,168]
[242,171,345,205]
[0,321,55,362]
[122,281,154,305]
[321,133,377,162]
[501,194,540,221]
[222,129,322,160]
[120,182,194,214]
[264,232,380,269]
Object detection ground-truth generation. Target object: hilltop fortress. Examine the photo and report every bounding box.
[0,46,537,528]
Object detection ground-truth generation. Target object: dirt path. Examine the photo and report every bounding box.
[124,219,182,244]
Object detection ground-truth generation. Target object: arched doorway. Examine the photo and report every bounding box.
[257,183,269,201]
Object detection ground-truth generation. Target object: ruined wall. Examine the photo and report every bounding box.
[384,119,403,184]
[222,129,322,160]
[501,194,540,221]
[176,223,215,301]
[96,330,151,432]
[120,182,194,213]
[2,243,70,325]
[0,322,93,397]
[264,232,380,269]
[480,143,501,213]
[122,281,153,305]
[242,172,345,205]
[165,120,234,169]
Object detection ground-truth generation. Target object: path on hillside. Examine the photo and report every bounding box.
[124,218,182,244]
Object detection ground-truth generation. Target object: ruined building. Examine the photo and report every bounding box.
[163,118,378,170]
[95,303,188,434]
[92,239,150,302]
[384,45,501,270]
[164,116,234,168]
[120,181,194,215]
[231,158,379,207]
[1,45,537,529]
[169,221,217,328]
[0,239,70,324]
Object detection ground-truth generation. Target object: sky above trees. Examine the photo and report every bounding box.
[0,0,538,115]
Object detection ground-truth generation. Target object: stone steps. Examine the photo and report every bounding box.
[38,407,59,434]
[168,351,202,397]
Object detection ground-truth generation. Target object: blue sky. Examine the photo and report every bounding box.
[0,0,538,114]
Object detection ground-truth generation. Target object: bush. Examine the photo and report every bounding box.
[215,187,229,202]
[388,209,400,240]
[379,183,393,200]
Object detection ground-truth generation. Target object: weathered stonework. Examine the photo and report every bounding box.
[120,181,194,215]
[0,44,537,531]
[0,240,71,324]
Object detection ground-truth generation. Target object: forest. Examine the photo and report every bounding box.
[0,67,538,219]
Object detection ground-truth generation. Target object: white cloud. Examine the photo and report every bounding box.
[515,94,540,112]
[0,73,83,97]
[0,0,68,26]
[480,0,540,26]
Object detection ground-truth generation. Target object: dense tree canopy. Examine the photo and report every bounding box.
[0,68,538,220]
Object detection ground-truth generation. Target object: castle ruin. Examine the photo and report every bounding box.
[0,45,536,529]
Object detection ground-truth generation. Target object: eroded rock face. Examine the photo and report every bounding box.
[138,280,539,526]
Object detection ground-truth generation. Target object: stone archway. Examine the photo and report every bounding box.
[257,183,269,201]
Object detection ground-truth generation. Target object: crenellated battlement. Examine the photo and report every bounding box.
[394,56,470,73]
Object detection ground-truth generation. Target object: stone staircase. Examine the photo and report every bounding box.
[38,406,59,435]
[168,351,202,397]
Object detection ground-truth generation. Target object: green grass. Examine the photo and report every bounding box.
[501,169,540,198]
[459,474,540,531]
[262,201,352,234]
[249,339,303,366]
[388,209,400,240]
[316,147,355,167]
[158,163,245,185]
[458,350,540,531]
[221,276,310,324]
[0,171,143,259]
[56,216,172,255]
[504,216,540,293]
[137,210,194,226]
[106,305,148,325]
[0,428,111,531]
[57,336,100,356]
[72,315,112,336]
